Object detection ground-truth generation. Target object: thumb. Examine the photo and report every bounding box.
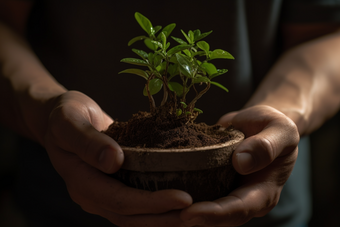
[46,104,124,174]
[225,106,299,175]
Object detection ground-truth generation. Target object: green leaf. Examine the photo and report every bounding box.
[167,44,192,56]
[161,23,176,37]
[193,108,203,114]
[180,102,188,108]
[160,32,167,49]
[210,69,228,79]
[151,40,163,49]
[176,109,183,116]
[171,36,187,45]
[121,58,150,67]
[195,30,213,42]
[183,49,191,57]
[128,35,148,46]
[167,63,179,79]
[192,76,210,84]
[148,52,154,64]
[156,61,167,73]
[165,42,170,51]
[192,51,206,57]
[196,41,210,53]
[176,53,196,78]
[119,68,149,80]
[209,49,235,60]
[196,60,202,65]
[193,29,201,41]
[143,78,163,96]
[144,38,157,51]
[168,82,184,97]
[135,12,154,36]
[188,30,195,43]
[153,54,163,68]
[210,81,229,92]
[154,25,162,34]
[200,62,217,76]
[132,49,148,60]
[181,30,192,44]
[169,54,178,63]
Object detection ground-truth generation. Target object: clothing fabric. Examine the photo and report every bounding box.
[12,0,340,226]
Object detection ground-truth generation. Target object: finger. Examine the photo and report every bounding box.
[232,120,298,175]
[180,155,295,227]
[219,106,299,175]
[180,185,280,227]
[47,101,123,174]
[217,111,237,126]
[46,143,192,216]
[85,207,184,227]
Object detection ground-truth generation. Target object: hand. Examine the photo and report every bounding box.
[179,105,299,226]
[43,90,192,226]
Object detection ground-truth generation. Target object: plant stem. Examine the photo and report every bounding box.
[161,76,168,106]
[193,84,198,97]
[146,74,156,113]
[188,82,211,112]
[180,75,187,103]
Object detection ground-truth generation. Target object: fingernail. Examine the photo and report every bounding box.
[236,152,255,173]
[99,148,113,172]
[184,217,205,226]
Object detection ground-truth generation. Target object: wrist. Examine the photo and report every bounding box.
[18,81,67,145]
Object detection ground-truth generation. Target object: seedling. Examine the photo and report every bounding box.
[119,12,234,122]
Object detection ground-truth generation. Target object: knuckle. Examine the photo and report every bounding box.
[80,205,97,215]
[112,215,132,227]
[106,186,135,216]
[257,136,276,163]
[67,186,83,205]
[285,119,300,142]
[226,195,252,226]
[81,131,98,159]
[236,210,251,224]
[48,104,73,140]
[267,192,280,211]
[279,117,300,144]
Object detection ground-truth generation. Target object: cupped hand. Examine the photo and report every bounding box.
[179,105,299,227]
[43,90,192,226]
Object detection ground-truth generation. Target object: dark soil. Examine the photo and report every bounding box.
[104,111,235,149]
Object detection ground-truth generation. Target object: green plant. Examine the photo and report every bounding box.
[120,12,234,122]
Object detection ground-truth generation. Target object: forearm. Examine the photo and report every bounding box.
[0,21,66,144]
[246,30,340,135]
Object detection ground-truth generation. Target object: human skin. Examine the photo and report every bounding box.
[180,26,340,226]
[1,1,340,227]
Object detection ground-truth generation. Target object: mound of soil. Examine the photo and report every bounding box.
[104,111,235,149]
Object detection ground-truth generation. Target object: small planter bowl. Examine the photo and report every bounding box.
[112,129,244,202]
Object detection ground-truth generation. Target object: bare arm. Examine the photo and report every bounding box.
[180,24,340,226]
[0,2,192,226]
[0,20,67,143]
[246,25,340,135]
[0,0,67,143]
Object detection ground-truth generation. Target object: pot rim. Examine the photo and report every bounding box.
[120,130,244,172]
[121,132,243,152]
